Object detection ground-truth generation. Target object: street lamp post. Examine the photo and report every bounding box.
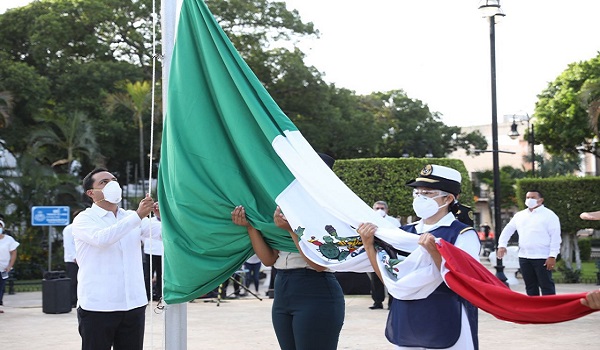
[509,114,535,176]
[478,0,507,284]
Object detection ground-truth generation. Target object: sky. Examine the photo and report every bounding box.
[2,0,600,127]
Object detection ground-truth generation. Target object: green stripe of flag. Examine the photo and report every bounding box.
[158,0,299,304]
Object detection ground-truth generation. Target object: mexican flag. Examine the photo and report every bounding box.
[157,0,599,325]
[157,0,407,304]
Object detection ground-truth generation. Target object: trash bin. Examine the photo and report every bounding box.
[42,271,72,314]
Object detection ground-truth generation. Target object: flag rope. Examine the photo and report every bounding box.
[148,0,161,347]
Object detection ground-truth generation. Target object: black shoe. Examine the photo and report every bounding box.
[369,303,383,310]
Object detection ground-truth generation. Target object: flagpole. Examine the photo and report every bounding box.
[162,0,188,349]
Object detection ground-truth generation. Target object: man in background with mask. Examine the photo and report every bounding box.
[373,200,401,227]
[62,209,83,308]
[497,190,561,296]
[368,201,399,309]
[73,168,160,350]
[358,164,481,349]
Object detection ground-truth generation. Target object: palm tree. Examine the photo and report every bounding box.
[105,80,154,184]
[29,110,99,172]
[0,91,14,128]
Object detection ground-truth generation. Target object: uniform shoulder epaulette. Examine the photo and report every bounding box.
[459,226,475,234]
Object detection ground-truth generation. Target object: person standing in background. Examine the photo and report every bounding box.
[244,253,262,293]
[142,205,163,302]
[368,201,400,310]
[373,201,401,227]
[497,190,561,296]
[63,209,83,308]
[0,219,19,313]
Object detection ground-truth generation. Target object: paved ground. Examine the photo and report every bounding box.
[2,272,600,349]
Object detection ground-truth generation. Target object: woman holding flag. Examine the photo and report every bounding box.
[358,164,481,350]
[231,205,344,350]
[230,153,344,350]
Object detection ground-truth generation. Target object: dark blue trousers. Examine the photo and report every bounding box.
[272,269,345,350]
[244,262,262,292]
[369,272,385,305]
[77,305,146,350]
[0,276,6,305]
[519,257,556,296]
[65,262,78,306]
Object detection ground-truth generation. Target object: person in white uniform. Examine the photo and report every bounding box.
[497,190,561,296]
[73,168,159,350]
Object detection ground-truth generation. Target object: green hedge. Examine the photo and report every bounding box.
[579,238,592,261]
[334,158,473,217]
[515,177,600,233]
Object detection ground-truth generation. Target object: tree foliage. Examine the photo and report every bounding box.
[0,91,13,129]
[0,0,494,277]
[28,110,99,172]
[534,54,600,159]
[0,154,81,278]
[105,80,158,181]
[208,0,317,56]
[367,90,488,158]
[475,166,527,210]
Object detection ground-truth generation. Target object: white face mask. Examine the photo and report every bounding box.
[525,198,539,209]
[101,181,122,204]
[0,228,3,234]
[375,209,386,218]
[412,195,448,220]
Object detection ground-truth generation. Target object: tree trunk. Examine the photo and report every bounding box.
[561,232,572,269]
[574,233,582,270]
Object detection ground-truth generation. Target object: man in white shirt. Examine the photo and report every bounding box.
[368,201,400,310]
[497,190,561,296]
[73,168,159,350]
[142,215,163,302]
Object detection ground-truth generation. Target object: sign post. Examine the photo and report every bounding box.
[31,206,70,271]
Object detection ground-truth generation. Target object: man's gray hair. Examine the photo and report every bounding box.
[373,201,389,209]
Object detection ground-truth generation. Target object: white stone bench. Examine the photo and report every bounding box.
[489,246,520,286]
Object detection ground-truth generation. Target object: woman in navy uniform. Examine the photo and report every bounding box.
[358,164,481,350]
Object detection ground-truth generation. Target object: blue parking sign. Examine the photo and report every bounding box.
[31,206,70,226]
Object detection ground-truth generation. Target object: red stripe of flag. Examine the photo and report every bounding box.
[437,239,597,324]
